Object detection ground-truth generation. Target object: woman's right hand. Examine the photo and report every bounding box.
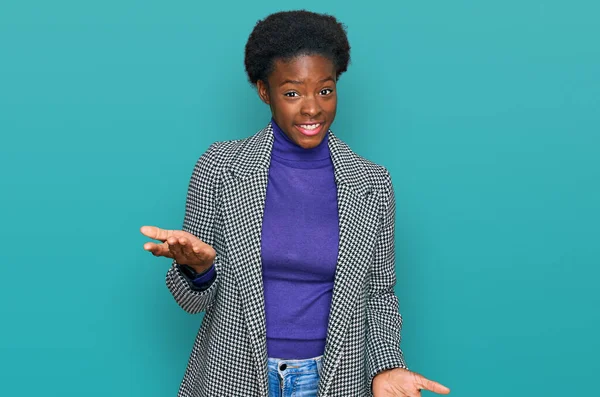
[140,226,216,273]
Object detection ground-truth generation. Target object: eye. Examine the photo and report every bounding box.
[320,88,333,95]
[284,91,299,97]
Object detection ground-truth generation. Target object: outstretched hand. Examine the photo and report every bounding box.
[373,368,450,397]
[140,226,215,273]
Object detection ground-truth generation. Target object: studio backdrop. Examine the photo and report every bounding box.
[1,1,598,396]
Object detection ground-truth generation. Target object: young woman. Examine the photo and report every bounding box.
[141,10,451,397]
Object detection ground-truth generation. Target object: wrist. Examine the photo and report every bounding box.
[188,263,212,273]
[179,263,213,278]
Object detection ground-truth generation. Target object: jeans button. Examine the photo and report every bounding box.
[279,363,287,371]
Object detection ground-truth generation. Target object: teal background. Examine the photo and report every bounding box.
[1,1,598,396]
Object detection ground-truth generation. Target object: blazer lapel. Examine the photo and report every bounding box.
[220,124,274,395]
[319,133,382,395]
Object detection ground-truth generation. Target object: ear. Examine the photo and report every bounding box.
[256,80,270,105]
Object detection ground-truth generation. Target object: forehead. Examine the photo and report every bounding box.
[269,54,336,82]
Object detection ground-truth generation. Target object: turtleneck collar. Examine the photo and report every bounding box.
[271,118,331,163]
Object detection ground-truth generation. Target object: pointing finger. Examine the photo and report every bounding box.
[416,376,450,395]
[140,226,173,242]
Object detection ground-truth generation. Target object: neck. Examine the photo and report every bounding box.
[270,118,330,162]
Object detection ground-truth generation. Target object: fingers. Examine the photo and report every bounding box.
[140,226,174,242]
[141,227,215,266]
[143,241,173,258]
[170,236,216,267]
[189,239,216,263]
[167,236,194,263]
[415,376,450,395]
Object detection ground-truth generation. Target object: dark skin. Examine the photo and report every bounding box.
[256,54,337,149]
[141,53,450,397]
[140,56,339,268]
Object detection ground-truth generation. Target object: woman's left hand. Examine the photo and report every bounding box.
[372,368,450,396]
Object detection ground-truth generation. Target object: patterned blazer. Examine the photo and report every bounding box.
[166,123,408,396]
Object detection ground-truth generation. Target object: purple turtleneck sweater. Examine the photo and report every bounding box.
[191,119,339,359]
[261,120,339,359]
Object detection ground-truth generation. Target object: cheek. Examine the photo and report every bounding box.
[273,99,299,119]
[323,97,337,114]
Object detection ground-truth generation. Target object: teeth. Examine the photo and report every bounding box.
[299,124,320,130]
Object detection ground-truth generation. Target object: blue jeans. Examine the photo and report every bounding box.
[267,355,323,397]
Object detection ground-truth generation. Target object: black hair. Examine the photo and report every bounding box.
[244,10,351,85]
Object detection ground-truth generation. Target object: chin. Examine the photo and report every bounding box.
[297,134,326,149]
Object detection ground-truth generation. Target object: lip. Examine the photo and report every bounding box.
[294,122,325,137]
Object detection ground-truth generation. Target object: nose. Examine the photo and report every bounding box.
[300,95,321,118]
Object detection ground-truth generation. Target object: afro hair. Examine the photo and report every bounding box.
[244,10,351,85]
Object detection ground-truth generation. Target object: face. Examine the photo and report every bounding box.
[257,54,337,149]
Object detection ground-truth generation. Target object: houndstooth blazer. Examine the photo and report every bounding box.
[165,122,408,396]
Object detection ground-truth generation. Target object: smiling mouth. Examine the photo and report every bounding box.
[295,123,324,136]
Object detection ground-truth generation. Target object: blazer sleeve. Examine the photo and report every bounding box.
[165,142,221,314]
[366,169,409,387]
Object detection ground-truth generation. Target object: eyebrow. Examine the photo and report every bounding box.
[279,76,336,87]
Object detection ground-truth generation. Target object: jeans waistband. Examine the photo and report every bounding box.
[268,355,323,375]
